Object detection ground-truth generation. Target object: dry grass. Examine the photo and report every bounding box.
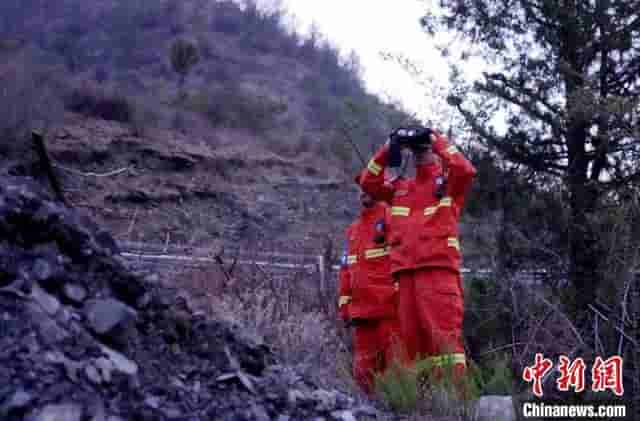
[164,253,365,395]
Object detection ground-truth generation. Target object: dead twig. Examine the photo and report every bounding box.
[213,247,233,285]
[478,342,528,357]
[163,232,171,253]
[52,164,131,177]
[228,256,238,276]
[533,291,586,346]
[125,209,139,240]
[588,304,638,347]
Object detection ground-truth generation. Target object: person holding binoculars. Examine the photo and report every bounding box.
[356,126,476,393]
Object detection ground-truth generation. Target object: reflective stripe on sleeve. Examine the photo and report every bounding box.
[414,353,467,374]
[367,159,382,176]
[446,145,459,155]
[338,296,351,307]
[424,197,453,216]
[364,247,389,259]
[347,255,358,265]
[447,237,460,250]
[391,206,410,216]
[427,353,466,367]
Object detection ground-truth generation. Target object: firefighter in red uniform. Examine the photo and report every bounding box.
[337,178,401,393]
[357,126,476,388]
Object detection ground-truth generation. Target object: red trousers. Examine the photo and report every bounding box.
[352,317,402,393]
[395,268,466,381]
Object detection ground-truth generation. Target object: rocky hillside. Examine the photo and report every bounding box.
[48,113,359,257]
[0,174,384,421]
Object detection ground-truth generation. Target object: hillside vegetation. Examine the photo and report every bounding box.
[1,0,409,171]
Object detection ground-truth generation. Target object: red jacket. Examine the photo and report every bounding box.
[338,202,397,321]
[358,131,476,275]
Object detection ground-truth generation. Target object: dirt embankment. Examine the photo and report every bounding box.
[48,114,359,257]
[0,174,382,421]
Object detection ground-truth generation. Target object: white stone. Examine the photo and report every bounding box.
[474,395,516,421]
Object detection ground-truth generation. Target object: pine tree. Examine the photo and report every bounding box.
[423,0,640,319]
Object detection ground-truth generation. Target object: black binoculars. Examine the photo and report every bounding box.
[389,126,433,167]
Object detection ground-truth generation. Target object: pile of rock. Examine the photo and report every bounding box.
[0,176,379,421]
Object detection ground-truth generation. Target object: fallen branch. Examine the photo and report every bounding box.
[53,164,131,177]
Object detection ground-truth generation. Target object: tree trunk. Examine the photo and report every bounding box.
[559,2,603,324]
[566,123,601,324]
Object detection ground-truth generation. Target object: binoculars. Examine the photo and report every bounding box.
[389,126,433,167]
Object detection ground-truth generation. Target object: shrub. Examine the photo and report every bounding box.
[374,354,512,417]
[65,84,134,123]
[186,85,287,133]
[170,39,200,85]
[168,254,357,392]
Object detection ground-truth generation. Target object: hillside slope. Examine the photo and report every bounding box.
[49,113,359,256]
[1,0,408,172]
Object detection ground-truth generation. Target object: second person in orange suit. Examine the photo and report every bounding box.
[337,177,401,393]
[357,127,476,388]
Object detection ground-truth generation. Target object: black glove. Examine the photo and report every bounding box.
[388,133,403,168]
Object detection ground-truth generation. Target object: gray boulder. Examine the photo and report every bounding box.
[31,403,83,421]
[100,345,139,376]
[31,284,60,316]
[63,283,88,304]
[84,298,136,336]
[474,395,516,421]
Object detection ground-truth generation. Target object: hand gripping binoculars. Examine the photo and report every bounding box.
[389,126,433,168]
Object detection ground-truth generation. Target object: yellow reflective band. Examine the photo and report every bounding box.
[365,247,389,259]
[427,353,466,367]
[447,237,460,250]
[367,159,382,176]
[347,255,358,265]
[391,206,410,216]
[338,296,351,307]
[439,197,452,207]
[446,145,459,155]
[424,197,452,216]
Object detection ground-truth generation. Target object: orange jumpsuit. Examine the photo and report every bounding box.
[357,131,476,382]
[338,202,401,392]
